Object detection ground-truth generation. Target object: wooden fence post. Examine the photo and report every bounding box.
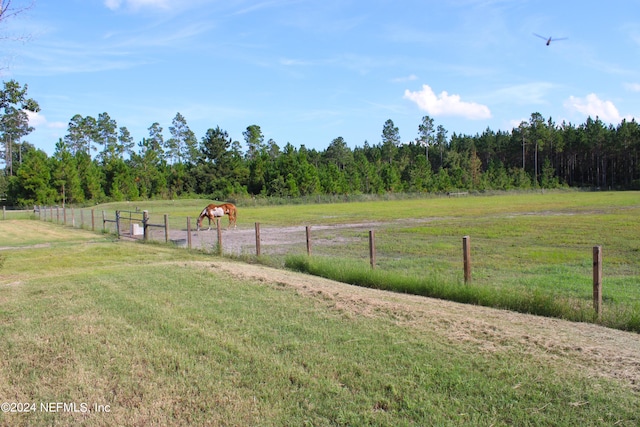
[369,230,376,269]
[2,206,5,220]
[63,206,67,225]
[91,209,95,231]
[187,217,192,250]
[143,210,149,241]
[255,222,261,256]
[593,245,603,320]
[216,218,223,255]
[463,236,472,284]
[306,226,312,256]
[164,214,169,243]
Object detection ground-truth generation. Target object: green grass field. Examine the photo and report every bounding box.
[236,191,639,331]
[22,191,640,331]
[0,218,639,425]
[280,192,640,331]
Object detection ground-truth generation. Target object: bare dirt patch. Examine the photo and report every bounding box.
[153,222,395,255]
[200,259,640,392]
[0,243,51,251]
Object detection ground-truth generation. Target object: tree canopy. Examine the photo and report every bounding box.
[3,80,640,206]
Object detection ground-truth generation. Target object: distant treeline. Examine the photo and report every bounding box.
[3,108,640,207]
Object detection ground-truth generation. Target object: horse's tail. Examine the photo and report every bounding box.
[227,204,237,227]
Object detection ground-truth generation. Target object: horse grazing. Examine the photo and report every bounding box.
[197,203,237,230]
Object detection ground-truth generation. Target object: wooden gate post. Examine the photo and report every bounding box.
[463,236,472,284]
[593,245,603,320]
[255,222,261,256]
[369,230,376,269]
[142,210,149,241]
[306,226,312,256]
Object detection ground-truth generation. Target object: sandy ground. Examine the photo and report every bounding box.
[146,221,382,256]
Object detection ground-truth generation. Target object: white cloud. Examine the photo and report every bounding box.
[508,118,528,129]
[491,82,555,105]
[26,111,65,130]
[403,84,491,119]
[391,74,418,83]
[563,93,631,123]
[624,82,640,92]
[104,0,170,11]
[104,0,121,10]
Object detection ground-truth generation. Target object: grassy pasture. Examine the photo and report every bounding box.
[0,208,34,221]
[93,190,640,226]
[0,220,639,425]
[276,192,640,331]
[60,191,640,331]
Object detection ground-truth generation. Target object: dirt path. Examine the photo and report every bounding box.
[159,222,390,255]
[201,259,640,392]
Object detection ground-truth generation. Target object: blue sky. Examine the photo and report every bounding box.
[4,0,640,156]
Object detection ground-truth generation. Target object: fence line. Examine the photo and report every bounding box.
[30,205,608,317]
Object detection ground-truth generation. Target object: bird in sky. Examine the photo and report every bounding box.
[533,33,568,46]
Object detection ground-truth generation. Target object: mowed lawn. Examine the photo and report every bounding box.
[0,218,639,426]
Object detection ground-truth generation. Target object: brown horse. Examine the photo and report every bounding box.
[197,203,237,230]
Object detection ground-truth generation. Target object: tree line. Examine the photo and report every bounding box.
[2,80,640,207]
